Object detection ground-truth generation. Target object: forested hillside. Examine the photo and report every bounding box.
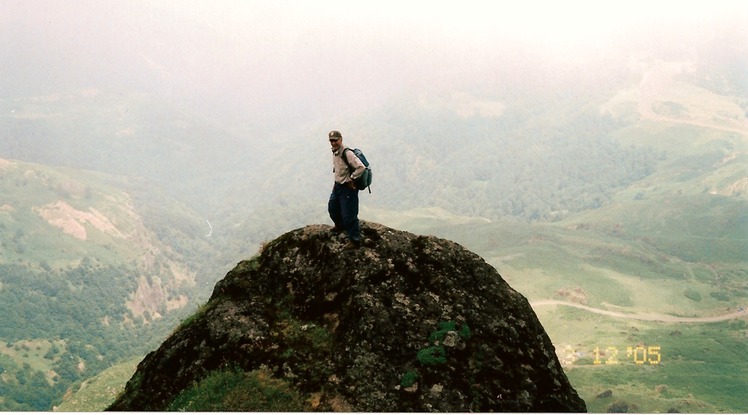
[0,159,218,410]
[346,99,658,221]
[0,91,260,216]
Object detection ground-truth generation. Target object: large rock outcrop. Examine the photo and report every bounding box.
[108,222,586,412]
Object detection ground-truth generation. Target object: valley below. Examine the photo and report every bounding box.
[2,6,747,410]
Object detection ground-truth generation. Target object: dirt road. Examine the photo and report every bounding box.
[531,300,747,323]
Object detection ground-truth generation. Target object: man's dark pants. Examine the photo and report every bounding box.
[328,182,361,243]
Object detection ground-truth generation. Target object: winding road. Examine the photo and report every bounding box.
[531,300,747,323]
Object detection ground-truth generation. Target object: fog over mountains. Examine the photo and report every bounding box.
[3,1,745,127]
[3,0,745,222]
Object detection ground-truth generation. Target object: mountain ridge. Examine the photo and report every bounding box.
[0,156,218,410]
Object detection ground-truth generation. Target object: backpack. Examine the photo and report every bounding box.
[343,147,372,193]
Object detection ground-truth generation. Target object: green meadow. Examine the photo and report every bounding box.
[366,172,747,412]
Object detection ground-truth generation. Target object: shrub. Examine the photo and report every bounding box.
[400,370,420,387]
[417,345,447,365]
[608,400,629,413]
[684,289,702,302]
[709,292,730,302]
[416,321,471,366]
[167,367,304,411]
[427,321,472,344]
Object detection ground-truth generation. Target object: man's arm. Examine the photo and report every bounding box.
[345,149,366,180]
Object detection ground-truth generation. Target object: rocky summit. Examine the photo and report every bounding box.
[107,222,586,412]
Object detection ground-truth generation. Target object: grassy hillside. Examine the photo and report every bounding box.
[354,67,748,412]
[53,357,139,412]
[362,106,747,412]
[365,195,746,412]
[0,90,262,218]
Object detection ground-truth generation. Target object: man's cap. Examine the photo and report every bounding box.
[329,130,342,139]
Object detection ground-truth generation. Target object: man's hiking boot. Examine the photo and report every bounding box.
[343,240,361,250]
[328,226,345,238]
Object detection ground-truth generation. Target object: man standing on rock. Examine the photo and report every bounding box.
[328,130,365,250]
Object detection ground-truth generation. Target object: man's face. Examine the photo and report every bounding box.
[329,136,342,152]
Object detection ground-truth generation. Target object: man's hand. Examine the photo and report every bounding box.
[347,180,356,190]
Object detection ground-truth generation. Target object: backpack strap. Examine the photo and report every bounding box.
[342,148,371,193]
[341,147,353,171]
[342,147,361,178]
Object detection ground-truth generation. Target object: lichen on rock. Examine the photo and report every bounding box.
[108,222,586,412]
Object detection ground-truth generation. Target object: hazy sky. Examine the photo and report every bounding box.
[2,0,746,125]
